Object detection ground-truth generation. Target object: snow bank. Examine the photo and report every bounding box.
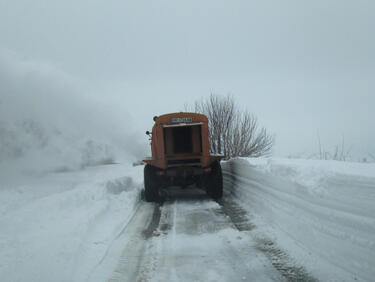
[243,157,375,197]
[246,157,375,180]
[0,163,144,282]
[223,158,375,281]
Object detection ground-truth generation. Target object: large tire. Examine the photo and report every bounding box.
[206,161,223,199]
[144,164,159,202]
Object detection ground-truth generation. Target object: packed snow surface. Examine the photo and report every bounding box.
[1,157,374,281]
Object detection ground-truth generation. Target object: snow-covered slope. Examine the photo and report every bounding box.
[223,158,375,281]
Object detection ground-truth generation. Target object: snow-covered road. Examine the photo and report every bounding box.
[102,188,288,282]
[1,158,374,281]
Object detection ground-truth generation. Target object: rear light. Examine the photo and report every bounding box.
[203,168,211,173]
[157,171,165,176]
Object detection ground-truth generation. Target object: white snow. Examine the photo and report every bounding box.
[1,153,375,281]
[0,163,143,282]
[0,52,148,282]
[2,64,375,282]
[2,155,375,281]
[223,157,375,281]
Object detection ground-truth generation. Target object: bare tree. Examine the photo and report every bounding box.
[191,94,274,159]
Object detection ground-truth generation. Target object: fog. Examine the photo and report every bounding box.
[0,0,374,166]
[0,51,146,181]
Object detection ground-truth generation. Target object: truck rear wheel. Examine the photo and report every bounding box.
[206,161,223,199]
[144,164,160,202]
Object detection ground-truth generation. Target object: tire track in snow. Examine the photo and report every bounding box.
[109,186,297,281]
[145,189,283,281]
[107,202,161,282]
[221,166,318,282]
[217,196,317,282]
[142,204,162,239]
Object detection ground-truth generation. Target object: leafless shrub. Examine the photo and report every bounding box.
[190,94,274,159]
[316,133,351,161]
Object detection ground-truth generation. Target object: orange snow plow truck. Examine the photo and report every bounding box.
[143,112,224,202]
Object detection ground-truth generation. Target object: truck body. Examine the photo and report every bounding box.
[143,112,223,201]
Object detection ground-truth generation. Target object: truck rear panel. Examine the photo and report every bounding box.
[143,113,222,170]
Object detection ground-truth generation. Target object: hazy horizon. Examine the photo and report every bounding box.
[1,1,374,161]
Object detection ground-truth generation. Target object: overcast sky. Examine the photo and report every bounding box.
[1,0,374,159]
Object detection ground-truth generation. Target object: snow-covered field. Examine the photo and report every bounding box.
[1,157,374,281]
